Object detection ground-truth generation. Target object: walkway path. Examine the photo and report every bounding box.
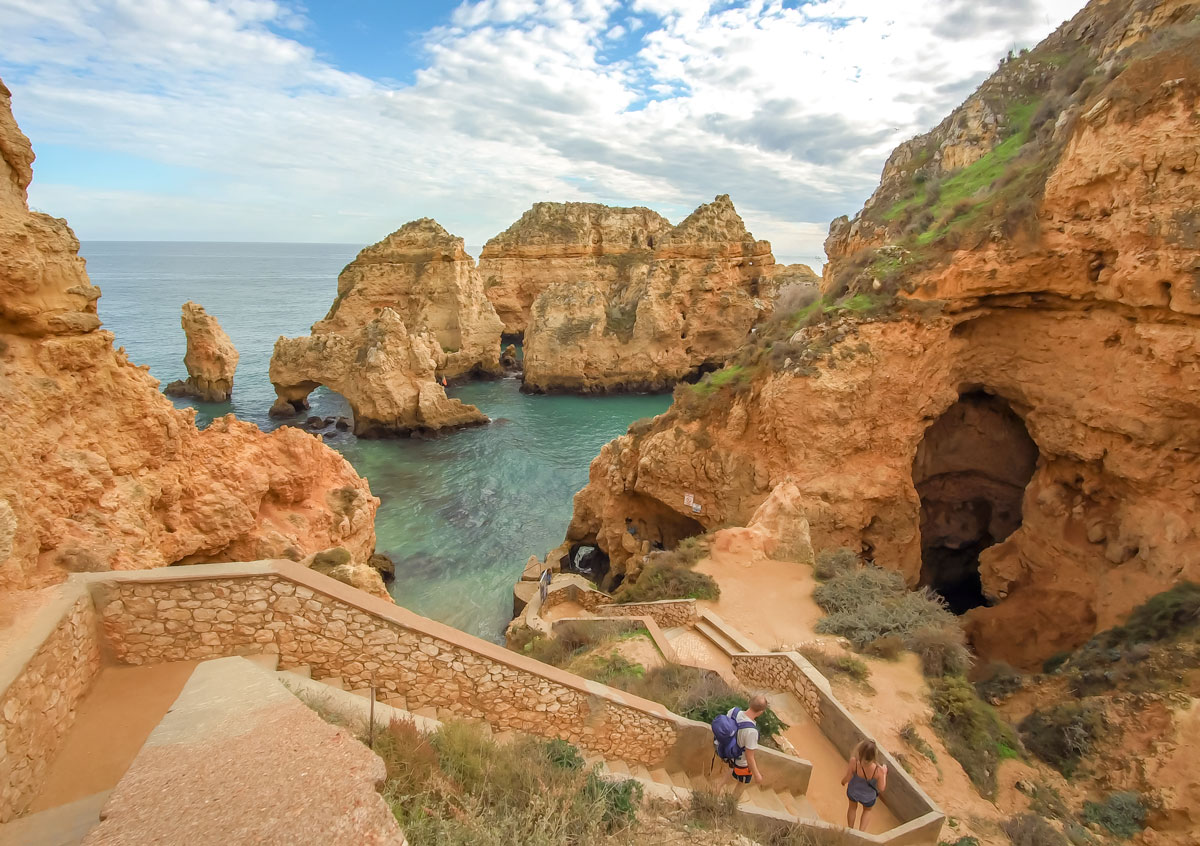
[30,661,201,812]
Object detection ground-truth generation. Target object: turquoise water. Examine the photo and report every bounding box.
[82,242,671,641]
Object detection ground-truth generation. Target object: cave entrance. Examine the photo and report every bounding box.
[563,543,609,583]
[912,391,1038,614]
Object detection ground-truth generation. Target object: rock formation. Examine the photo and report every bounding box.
[562,0,1200,669]
[270,308,488,437]
[0,79,385,598]
[510,195,777,392]
[478,202,673,335]
[313,219,503,380]
[164,301,239,402]
[270,219,500,435]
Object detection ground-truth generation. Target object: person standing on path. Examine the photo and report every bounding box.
[538,567,551,605]
[842,739,887,830]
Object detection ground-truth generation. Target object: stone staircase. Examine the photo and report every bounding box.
[282,659,821,824]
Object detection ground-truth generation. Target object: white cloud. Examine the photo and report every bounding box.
[2,0,1085,256]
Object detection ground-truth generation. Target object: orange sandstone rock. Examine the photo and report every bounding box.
[164,301,238,402]
[0,79,382,596]
[517,195,778,393]
[566,0,1200,669]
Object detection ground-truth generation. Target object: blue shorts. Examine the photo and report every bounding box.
[848,790,877,808]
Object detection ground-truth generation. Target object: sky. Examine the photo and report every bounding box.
[0,0,1085,258]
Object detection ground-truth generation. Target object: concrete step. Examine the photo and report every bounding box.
[383,695,407,711]
[745,785,786,814]
[240,653,280,672]
[789,793,820,820]
[630,764,653,782]
[661,626,688,642]
[349,687,374,700]
[0,790,111,846]
[412,706,438,720]
[281,663,311,679]
[435,707,457,723]
[648,767,674,786]
[605,760,630,777]
[493,731,518,746]
[668,770,692,790]
[316,675,345,690]
[695,619,739,655]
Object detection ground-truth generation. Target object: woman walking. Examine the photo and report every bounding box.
[841,739,887,830]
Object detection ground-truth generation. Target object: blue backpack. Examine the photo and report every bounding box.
[711,707,748,765]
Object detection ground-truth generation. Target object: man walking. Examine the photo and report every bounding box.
[538,567,552,605]
[712,694,768,799]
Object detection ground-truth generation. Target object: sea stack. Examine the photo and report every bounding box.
[270,308,488,437]
[269,219,500,436]
[513,195,778,393]
[0,78,385,596]
[164,301,239,402]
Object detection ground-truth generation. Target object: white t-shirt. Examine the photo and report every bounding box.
[727,708,759,767]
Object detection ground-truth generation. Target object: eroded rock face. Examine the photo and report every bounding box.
[565,0,1200,669]
[518,195,777,392]
[270,308,487,437]
[270,219,500,435]
[315,219,503,379]
[0,79,382,595]
[479,202,673,335]
[164,302,239,402]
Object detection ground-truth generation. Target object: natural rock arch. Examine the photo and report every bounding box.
[911,390,1038,614]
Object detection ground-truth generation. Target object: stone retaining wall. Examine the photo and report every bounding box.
[92,564,679,766]
[731,651,941,831]
[0,588,102,822]
[597,598,696,628]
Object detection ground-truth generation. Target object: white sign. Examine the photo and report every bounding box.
[692,503,703,514]
[683,493,694,507]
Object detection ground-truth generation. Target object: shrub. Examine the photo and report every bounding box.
[1081,792,1146,839]
[689,788,739,827]
[975,661,1026,703]
[798,645,870,684]
[815,571,958,649]
[1000,814,1068,846]
[929,675,1020,798]
[899,722,938,764]
[582,769,643,830]
[1028,782,1070,821]
[613,560,719,603]
[377,720,637,844]
[909,625,972,678]
[567,650,645,687]
[864,635,905,660]
[1114,581,1200,644]
[1019,702,1105,777]
[680,693,788,746]
[813,566,906,616]
[814,547,859,580]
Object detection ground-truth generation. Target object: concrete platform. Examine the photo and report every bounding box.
[81,657,405,846]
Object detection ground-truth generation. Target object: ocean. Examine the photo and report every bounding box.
[82,241,672,642]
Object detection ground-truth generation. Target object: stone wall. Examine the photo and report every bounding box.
[731,651,940,828]
[92,564,678,766]
[0,588,102,822]
[598,599,696,628]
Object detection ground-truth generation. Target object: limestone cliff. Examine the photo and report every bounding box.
[314,219,503,380]
[517,195,777,393]
[478,202,673,334]
[270,219,500,435]
[564,0,1200,669]
[270,309,488,437]
[0,80,385,598]
[165,301,238,402]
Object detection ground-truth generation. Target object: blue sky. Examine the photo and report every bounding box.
[0,0,1085,257]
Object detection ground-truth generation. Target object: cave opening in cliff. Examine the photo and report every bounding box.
[912,391,1038,614]
[563,543,609,583]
